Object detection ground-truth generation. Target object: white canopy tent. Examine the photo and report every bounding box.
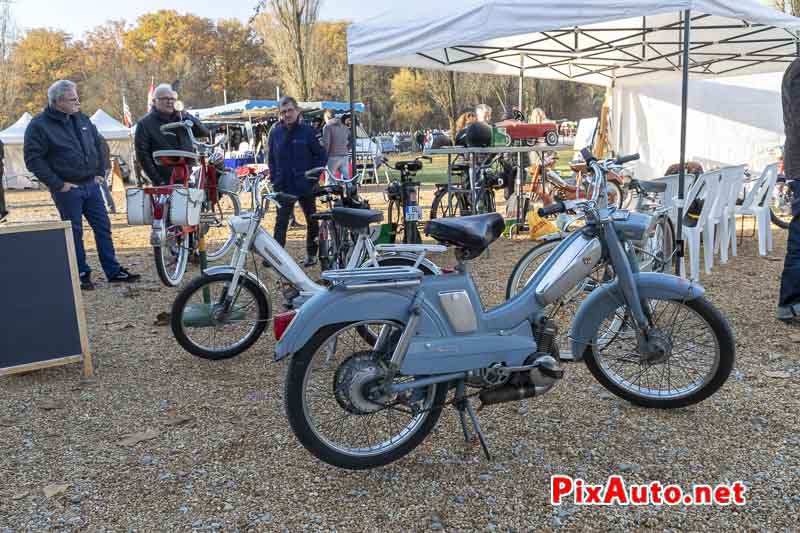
[90,109,134,165]
[0,112,34,189]
[346,0,800,271]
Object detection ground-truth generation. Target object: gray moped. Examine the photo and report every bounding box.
[275,150,735,470]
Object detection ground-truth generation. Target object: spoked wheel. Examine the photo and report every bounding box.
[154,223,190,287]
[506,238,608,358]
[386,199,421,244]
[284,321,448,470]
[583,296,734,408]
[771,181,795,229]
[430,188,467,219]
[634,215,675,273]
[606,180,626,209]
[170,272,271,359]
[203,191,241,261]
[318,220,340,271]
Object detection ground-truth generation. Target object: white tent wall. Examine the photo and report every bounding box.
[0,112,34,189]
[90,109,134,166]
[612,72,784,179]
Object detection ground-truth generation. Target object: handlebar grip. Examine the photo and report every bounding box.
[160,122,184,133]
[615,153,640,165]
[538,201,565,217]
[580,147,595,164]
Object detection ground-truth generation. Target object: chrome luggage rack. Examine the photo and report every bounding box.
[321,265,424,290]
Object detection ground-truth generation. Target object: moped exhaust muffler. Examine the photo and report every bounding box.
[479,354,563,407]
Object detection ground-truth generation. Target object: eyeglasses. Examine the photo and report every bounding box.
[156,97,176,102]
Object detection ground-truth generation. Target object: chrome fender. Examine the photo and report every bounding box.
[274,287,449,361]
[570,272,705,361]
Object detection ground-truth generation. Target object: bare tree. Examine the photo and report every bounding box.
[0,0,19,126]
[255,0,320,100]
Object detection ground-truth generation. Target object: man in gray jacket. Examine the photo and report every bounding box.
[322,110,351,184]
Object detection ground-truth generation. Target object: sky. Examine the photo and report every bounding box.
[11,0,391,38]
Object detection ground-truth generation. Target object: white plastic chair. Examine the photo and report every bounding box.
[713,165,746,264]
[734,163,779,256]
[680,170,721,281]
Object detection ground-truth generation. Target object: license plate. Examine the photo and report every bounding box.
[405,205,422,221]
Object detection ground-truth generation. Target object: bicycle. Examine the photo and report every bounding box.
[429,155,505,219]
[136,120,240,286]
[170,171,444,360]
[385,156,430,244]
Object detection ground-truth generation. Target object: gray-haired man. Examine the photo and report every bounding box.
[24,80,140,289]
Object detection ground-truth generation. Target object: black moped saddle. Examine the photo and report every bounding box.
[425,213,504,258]
[331,207,383,229]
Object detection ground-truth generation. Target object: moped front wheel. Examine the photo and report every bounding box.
[170,272,271,360]
[284,321,447,470]
[583,296,734,408]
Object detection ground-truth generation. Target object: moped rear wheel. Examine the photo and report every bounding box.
[583,296,734,408]
[284,320,447,470]
[170,272,271,360]
[154,223,189,287]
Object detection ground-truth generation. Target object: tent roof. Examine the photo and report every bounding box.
[0,112,32,144]
[190,99,366,121]
[90,109,130,139]
[347,0,800,86]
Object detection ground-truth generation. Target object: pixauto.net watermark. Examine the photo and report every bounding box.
[550,475,747,506]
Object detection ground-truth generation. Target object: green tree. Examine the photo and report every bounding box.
[12,29,81,113]
[390,69,432,130]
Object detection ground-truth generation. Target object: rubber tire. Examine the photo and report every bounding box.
[170,272,271,360]
[582,296,735,409]
[284,322,448,469]
[429,188,466,219]
[606,180,625,209]
[205,190,241,261]
[545,131,559,146]
[318,220,336,271]
[154,233,189,287]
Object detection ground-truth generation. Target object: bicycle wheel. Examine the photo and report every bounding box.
[284,321,448,470]
[318,220,338,271]
[607,180,625,209]
[171,272,271,360]
[154,214,190,287]
[635,215,674,273]
[770,182,795,229]
[204,191,241,261]
[583,296,734,408]
[429,188,467,219]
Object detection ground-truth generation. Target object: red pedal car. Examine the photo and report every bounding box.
[497,121,560,147]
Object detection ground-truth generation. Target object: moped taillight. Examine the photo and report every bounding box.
[273,310,297,341]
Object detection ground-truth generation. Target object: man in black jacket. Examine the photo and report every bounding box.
[24,80,140,289]
[779,58,800,325]
[134,83,209,186]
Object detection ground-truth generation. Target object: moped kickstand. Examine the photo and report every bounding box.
[454,381,491,461]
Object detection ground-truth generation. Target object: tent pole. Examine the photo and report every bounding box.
[349,64,356,176]
[675,9,691,276]
[517,53,524,225]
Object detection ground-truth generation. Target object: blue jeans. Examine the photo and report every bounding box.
[51,180,121,278]
[779,213,800,309]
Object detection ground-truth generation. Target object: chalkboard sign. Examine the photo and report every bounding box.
[0,221,93,377]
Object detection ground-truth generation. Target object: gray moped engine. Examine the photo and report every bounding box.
[479,319,563,407]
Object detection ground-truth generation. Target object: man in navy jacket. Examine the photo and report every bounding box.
[269,96,327,267]
[24,80,140,290]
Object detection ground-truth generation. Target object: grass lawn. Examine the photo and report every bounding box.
[384,151,576,184]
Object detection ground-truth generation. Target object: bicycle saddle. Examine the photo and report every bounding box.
[628,179,667,193]
[331,207,383,229]
[153,150,200,166]
[425,213,504,259]
[394,160,422,172]
[451,163,470,174]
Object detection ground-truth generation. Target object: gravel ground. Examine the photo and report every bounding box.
[1,186,799,532]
